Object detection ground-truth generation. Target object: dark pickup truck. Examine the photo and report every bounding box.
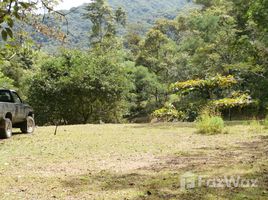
[0,89,35,139]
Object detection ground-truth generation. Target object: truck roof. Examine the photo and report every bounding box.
[0,89,16,92]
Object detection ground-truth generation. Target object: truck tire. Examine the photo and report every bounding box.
[21,116,35,134]
[0,118,12,139]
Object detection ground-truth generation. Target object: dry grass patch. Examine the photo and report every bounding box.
[0,123,267,199]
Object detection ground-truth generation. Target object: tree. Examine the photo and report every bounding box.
[27,46,131,125]
[136,29,178,81]
[142,1,268,117]
[163,75,254,121]
[0,40,36,89]
[0,0,60,40]
[84,0,126,44]
[124,30,142,60]
[0,71,14,89]
[125,63,166,120]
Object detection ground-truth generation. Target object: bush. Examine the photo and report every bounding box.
[152,104,184,122]
[196,114,225,135]
[249,119,263,134]
[263,116,268,129]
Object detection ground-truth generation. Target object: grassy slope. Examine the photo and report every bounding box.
[0,123,267,199]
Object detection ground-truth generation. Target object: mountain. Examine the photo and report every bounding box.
[35,0,193,51]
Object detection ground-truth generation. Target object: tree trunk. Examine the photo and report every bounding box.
[229,108,232,121]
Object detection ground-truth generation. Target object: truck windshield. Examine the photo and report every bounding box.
[11,92,22,104]
[0,91,12,102]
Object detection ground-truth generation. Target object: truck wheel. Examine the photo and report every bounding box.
[0,118,12,139]
[21,116,35,134]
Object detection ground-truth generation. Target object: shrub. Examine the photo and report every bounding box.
[249,119,263,134]
[152,104,184,122]
[263,116,268,129]
[196,114,224,135]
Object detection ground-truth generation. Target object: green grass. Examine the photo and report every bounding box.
[0,123,267,199]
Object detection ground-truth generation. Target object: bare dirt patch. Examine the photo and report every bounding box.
[140,135,268,173]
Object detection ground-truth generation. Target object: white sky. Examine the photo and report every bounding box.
[56,0,92,10]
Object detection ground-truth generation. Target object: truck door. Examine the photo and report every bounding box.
[0,90,14,118]
[11,92,25,123]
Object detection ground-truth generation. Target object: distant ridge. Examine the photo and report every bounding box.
[34,0,193,50]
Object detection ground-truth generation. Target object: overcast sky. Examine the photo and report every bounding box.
[56,0,92,10]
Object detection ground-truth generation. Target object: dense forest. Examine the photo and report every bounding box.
[34,0,193,50]
[0,0,267,125]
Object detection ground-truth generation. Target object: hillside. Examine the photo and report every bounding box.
[35,0,193,50]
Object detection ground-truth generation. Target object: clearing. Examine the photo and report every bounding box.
[0,123,267,199]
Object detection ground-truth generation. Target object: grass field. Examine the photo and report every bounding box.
[0,123,267,200]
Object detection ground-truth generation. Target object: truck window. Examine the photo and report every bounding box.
[11,92,22,104]
[0,91,13,102]
[0,91,12,102]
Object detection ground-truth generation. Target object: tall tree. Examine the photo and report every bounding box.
[84,0,126,44]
